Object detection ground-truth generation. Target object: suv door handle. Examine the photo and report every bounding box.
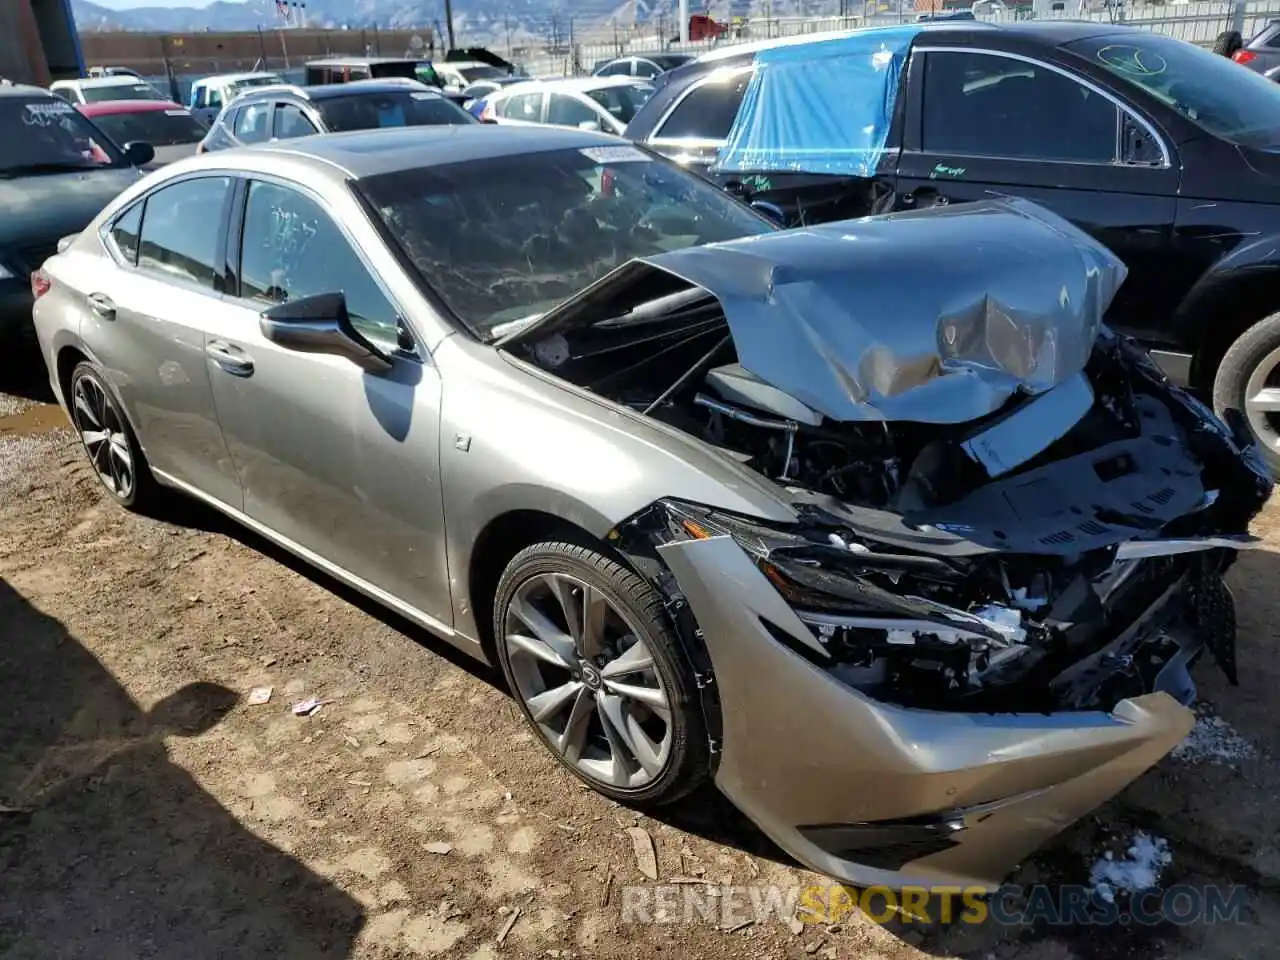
[206,339,255,377]
[87,293,116,320]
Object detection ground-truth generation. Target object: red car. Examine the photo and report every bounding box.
[75,99,209,168]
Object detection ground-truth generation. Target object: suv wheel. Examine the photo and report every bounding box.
[1213,311,1280,471]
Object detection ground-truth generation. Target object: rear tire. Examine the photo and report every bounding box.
[1212,311,1280,472]
[493,539,710,807]
[1213,30,1243,57]
[68,361,157,511]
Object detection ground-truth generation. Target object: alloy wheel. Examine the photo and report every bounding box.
[503,572,673,789]
[1243,344,1280,459]
[72,374,135,500]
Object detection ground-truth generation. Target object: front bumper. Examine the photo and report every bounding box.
[658,535,1196,891]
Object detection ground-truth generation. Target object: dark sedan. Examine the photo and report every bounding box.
[625,22,1280,469]
[0,85,150,340]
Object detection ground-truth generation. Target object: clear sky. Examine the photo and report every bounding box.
[93,0,249,8]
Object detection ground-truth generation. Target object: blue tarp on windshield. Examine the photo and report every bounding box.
[713,26,920,178]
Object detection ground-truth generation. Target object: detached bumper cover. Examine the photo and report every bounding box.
[658,534,1195,891]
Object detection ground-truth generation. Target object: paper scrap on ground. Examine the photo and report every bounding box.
[1089,831,1172,904]
[247,686,273,706]
[292,696,333,717]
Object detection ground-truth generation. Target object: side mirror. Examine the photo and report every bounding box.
[750,200,787,226]
[578,120,602,132]
[122,140,155,167]
[259,292,393,373]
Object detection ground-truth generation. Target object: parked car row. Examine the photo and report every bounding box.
[3,22,1278,899]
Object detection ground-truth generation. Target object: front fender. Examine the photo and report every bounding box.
[1168,236,1280,352]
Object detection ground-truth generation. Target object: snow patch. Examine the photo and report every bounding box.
[1171,714,1256,767]
[1089,832,1172,904]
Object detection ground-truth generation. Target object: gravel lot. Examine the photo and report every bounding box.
[1,350,1278,960]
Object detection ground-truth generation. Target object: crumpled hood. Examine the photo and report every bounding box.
[641,197,1127,424]
[0,167,140,251]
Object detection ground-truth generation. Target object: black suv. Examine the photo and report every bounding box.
[198,79,476,153]
[625,22,1280,468]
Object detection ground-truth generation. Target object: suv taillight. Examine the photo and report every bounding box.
[30,269,51,301]
[1233,49,1258,64]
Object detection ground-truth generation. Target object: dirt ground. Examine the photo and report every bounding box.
[1,352,1278,960]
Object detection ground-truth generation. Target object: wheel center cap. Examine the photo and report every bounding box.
[579,662,602,691]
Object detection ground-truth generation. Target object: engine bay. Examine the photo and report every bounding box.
[512,279,1269,713]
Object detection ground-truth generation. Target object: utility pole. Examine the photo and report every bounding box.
[443,0,456,50]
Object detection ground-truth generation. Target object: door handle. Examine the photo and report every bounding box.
[87,293,116,321]
[205,339,255,377]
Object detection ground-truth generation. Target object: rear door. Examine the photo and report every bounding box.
[78,176,243,507]
[895,45,1180,338]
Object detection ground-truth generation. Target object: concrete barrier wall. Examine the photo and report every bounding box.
[78,27,437,78]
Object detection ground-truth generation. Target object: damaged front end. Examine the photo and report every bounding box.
[503,197,1272,887]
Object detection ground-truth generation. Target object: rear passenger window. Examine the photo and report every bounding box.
[275,103,318,139]
[110,202,143,265]
[922,51,1119,163]
[656,72,752,141]
[233,102,272,143]
[499,93,542,121]
[137,177,230,290]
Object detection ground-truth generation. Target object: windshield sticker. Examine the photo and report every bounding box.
[164,108,191,116]
[1096,45,1168,77]
[410,91,439,100]
[24,101,74,121]
[580,145,649,164]
[930,163,966,179]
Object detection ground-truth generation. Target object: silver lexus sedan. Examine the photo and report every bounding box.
[32,125,1272,890]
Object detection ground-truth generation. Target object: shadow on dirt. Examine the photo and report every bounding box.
[0,340,57,405]
[0,579,365,959]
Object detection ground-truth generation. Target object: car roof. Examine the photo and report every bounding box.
[194,72,281,87]
[235,79,444,103]
[0,83,52,98]
[694,18,1134,64]
[77,99,185,115]
[306,57,420,67]
[58,75,154,88]
[494,76,650,96]
[247,124,626,179]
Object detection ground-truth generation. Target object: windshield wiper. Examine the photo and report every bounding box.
[0,161,103,178]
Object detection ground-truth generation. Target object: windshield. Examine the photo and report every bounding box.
[90,108,207,146]
[81,83,165,104]
[316,91,476,132]
[0,97,123,174]
[1067,34,1280,148]
[357,144,775,339]
[586,84,655,125]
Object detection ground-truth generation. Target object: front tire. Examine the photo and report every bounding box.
[493,540,709,806]
[69,361,155,510]
[1212,311,1280,472]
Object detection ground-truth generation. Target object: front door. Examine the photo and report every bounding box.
[79,175,243,508]
[895,47,1180,341]
[204,177,453,624]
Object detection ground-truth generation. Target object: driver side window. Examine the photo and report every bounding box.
[238,180,401,346]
